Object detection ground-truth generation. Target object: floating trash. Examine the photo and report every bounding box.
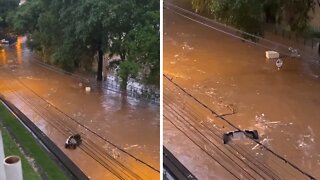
[288,47,300,57]
[276,59,283,70]
[252,138,272,150]
[182,42,194,51]
[124,144,139,150]
[265,51,279,59]
[85,87,91,93]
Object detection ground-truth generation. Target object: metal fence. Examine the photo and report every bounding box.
[265,24,320,50]
[103,76,160,104]
[33,60,160,104]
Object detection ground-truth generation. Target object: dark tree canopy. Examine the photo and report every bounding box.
[191,0,316,36]
[0,0,19,36]
[8,0,160,86]
[279,0,315,33]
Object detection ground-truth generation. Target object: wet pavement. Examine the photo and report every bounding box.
[164,2,320,179]
[0,37,160,179]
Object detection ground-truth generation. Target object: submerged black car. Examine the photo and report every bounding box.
[0,34,17,45]
[65,134,82,149]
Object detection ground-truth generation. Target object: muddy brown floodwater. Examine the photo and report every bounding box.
[0,37,160,179]
[164,2,320,180]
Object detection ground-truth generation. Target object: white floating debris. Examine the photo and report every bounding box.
[252,144,260,150]
[252,138,271,150]
[85,87,91,93]
[276,59,283,70]
[264,121,280,124]
[288,47,300,57]
[124,144,139,150]
[265,51,279,59]
[298,141,307,148]
[112,149,120,159]
[79,83,83,87]
[130,144,138,148]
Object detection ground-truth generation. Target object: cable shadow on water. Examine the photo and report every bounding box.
[163,74,315,179]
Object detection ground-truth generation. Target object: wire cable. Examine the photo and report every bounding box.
[2,82,130,179]
[164,2,320,64]
[164,95,277,179]
[164,74,315,179]
[16,77,160,173]
[164,89,288,179]
[164,114,241,179]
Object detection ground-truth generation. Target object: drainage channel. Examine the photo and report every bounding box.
[0,95,89,180]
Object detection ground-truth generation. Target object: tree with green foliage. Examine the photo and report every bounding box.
[191,0,315,36]
[192,0,263,37]
[8,0,160,87]
[6,0,43,34]
[279,0,315,33]
[0,0,19,37]
[119,60,139,87]
[124,1,160,86]
[262,0,316,34]
[58,0,115,80]
[262,0,280,24]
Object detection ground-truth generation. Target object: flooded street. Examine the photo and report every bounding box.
[164,3,320,179]
[0,37,160,179]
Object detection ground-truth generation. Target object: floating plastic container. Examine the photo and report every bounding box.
[85,87,91,93]
[265,51,279,59]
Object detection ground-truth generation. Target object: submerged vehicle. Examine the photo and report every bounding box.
[0,34,17,46]
[223,130,259,144]
[65,134,82,149]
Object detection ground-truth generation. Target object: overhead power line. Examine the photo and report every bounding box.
[164,74,315,180]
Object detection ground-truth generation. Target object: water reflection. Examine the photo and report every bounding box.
[16,37,22,64]
[164,6,320,179]
[0,49,6,65]
[0,36,160,179]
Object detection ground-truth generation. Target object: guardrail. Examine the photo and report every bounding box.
[163,146,197,180]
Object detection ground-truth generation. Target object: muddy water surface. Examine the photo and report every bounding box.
[164,5,320,179]
[0,37,160,179]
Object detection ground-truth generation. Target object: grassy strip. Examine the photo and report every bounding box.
[1,126,40,180]
[0,103,68,180]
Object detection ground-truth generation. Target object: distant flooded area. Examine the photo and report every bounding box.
[0,37,160,179]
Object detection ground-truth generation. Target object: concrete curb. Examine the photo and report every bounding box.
[163,146,197,180]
